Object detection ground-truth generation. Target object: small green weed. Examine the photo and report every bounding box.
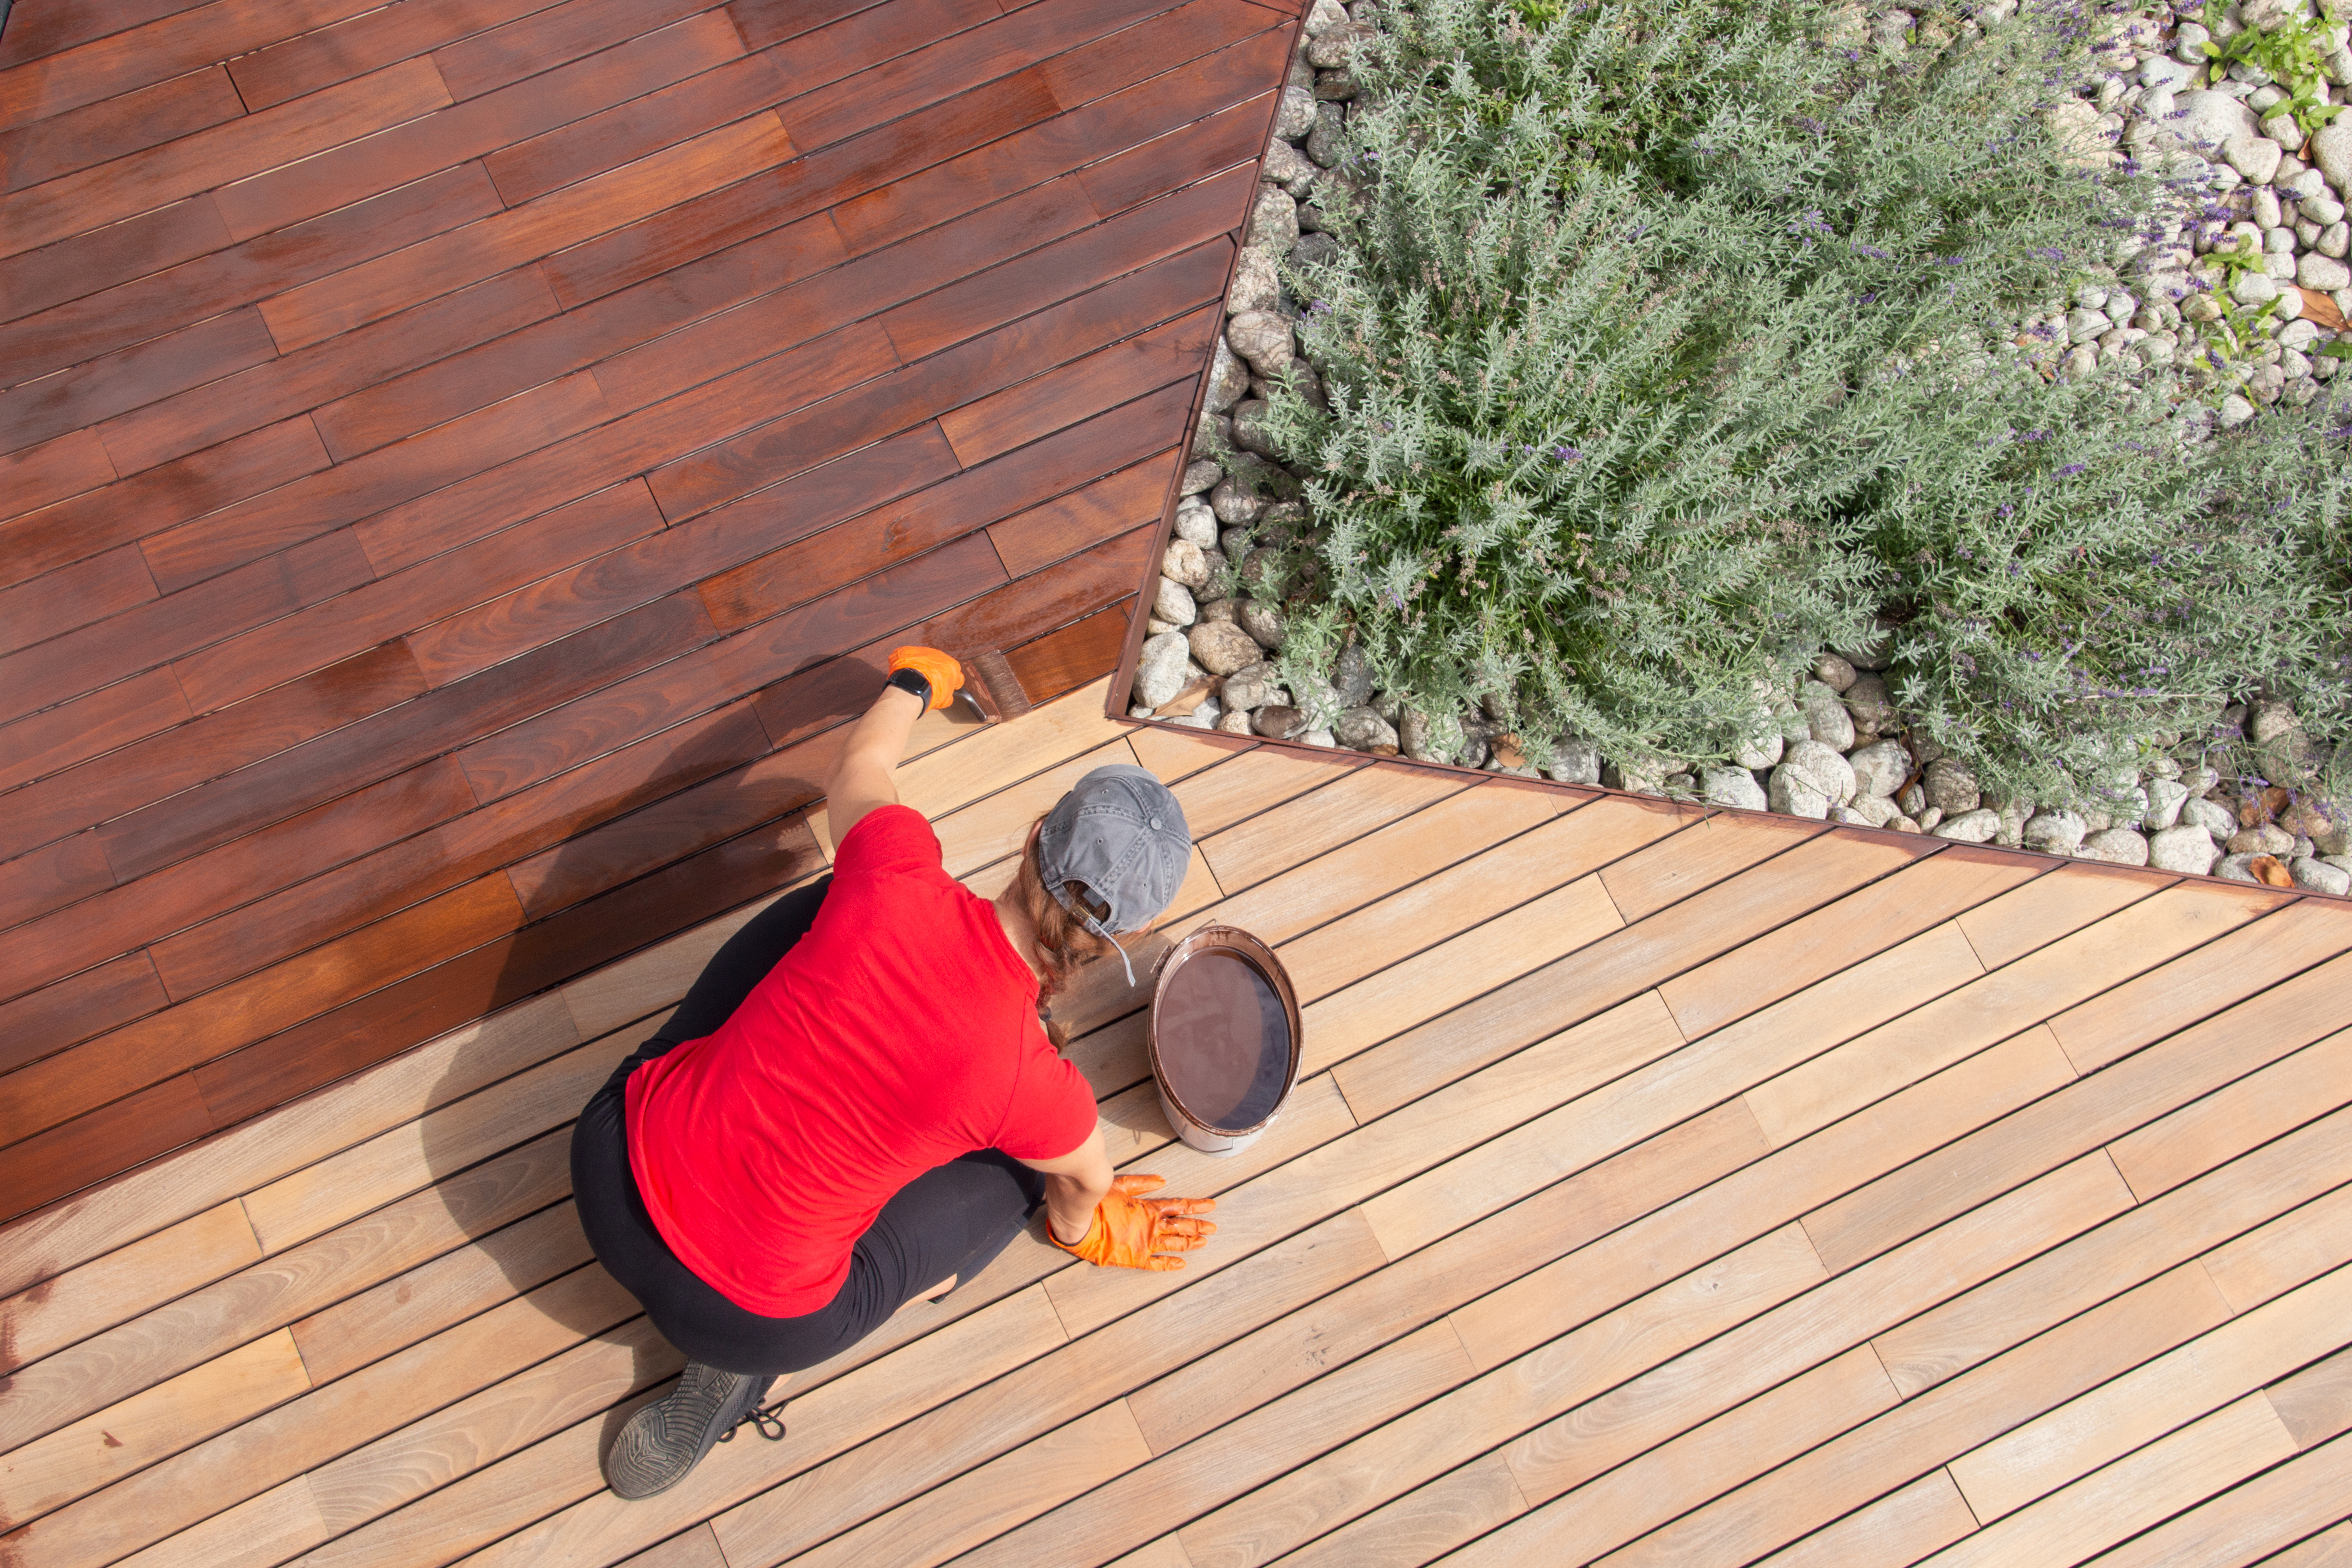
[2197,6,2346,141]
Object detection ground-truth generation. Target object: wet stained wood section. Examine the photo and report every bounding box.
[4,683,2350,1567]
[0,0,1299,1219]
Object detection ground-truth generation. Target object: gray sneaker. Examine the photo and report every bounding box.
[605,1362,782,1500]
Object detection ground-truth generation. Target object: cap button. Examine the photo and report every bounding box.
[1149,816,1162,830]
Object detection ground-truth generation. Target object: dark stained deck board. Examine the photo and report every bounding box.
[0,0,1293,1219]
[2,691,2344,1568]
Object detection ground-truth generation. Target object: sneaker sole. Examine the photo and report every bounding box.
[606,1367,764,1500]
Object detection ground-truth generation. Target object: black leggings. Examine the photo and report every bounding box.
[570,876,1046,1376]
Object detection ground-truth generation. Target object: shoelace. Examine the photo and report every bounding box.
[720,1395,789,1443]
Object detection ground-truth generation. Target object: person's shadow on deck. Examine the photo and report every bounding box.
[412,695,842,1461]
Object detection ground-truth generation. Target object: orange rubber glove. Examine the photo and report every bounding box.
[885,645,964,712]
[1050,1174,1217,1271]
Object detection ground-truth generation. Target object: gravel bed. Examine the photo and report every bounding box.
[1127,0,2352,894]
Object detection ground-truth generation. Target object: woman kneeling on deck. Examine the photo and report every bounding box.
[570,646,1219,1500]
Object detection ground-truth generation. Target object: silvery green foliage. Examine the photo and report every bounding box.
[1263,0,2352,801]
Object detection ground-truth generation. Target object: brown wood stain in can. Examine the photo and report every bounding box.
[1157,952,1289,1128]
[1148,927,1302,1152]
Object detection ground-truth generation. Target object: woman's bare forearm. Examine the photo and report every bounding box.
[1024,1127,1117,1245]
[1044,1166,1115,1246]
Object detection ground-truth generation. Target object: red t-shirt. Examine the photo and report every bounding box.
[623,805,1099,1316]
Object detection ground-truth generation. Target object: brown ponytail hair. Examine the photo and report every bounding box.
[1012,813,1121,1047]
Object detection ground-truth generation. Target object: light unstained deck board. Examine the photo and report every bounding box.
[1749,1471,1980,1568]
[1946,1263,2352,1523]
[1618,1116,2352,1568]
[2082,1431,2352,1568]
[1923,1391,2299,1568]
[3,687,2344,1568]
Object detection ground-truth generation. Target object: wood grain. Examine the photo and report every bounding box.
[12,6,2345,1567]
[1926,1392,2298,1567]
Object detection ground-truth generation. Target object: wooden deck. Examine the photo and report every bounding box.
[4,682,2350,1566]
[0,0,1294,1219]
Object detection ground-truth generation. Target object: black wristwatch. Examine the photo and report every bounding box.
[885,667,932,708]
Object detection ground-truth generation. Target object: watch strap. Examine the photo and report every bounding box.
[885,666,933,707]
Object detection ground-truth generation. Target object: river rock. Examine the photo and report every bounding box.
[1204,337,1250,415]
[1246,185,1300,252]
[1400,708,1461,763]
[1769,741,1857,818]
[1799,680,1856,750]
[1226,311,1295,379]
[1701,765,1769,811]
[2180,89,2262,151]
[2224,133,2284,185]
[1307,102,1347,167]
[1173,497,1219,547]
[1237,597,1286,649]
[1923,757,1981,815]
[1303,0,1348,34]
[1813,652,1858,692]
[1845,793,1899,828]
[2022,809,2089,855]
[2228,821,2296,857]
[1188,619,1262,677]
[1153,576,1196,626]
[1605,756,1672,796]
[1993,797,2034,848]
[1734,728,1786,771]
[2142,775,2190,831]
[1262,138,1318,199]
[1306,21,1373,67]
[2046,98,2107,168]
[1273,84,1317,141]
[1323,643,1370,708]
[1847,740,1910,799]
[2080,827,2152,865]
[1192,411,1228,459]
[1934,808,2001,842]
[2292,855,2352,895]
[2283,796,2350,854]
[1216,708,1255,735]
[1314,67,1359,101]
[2304,252,2352,291]
[1133,632,1192,709]
[1225,246,1279,317]
[1253,704,1305,738]
[1545,736,1602,785]
[1289,231,1341,273]
[2182,795,2239,839]
[1219,662,1283,712]
[1842,673,1897,734]
[1230,399,1280,459]
[1332,704,1398,750]
[2148,823,2221,873]
[1162,538,1212,589]
[2315,119,2352,200]
[1180,458,1222,496]
[1208,476,1262,526]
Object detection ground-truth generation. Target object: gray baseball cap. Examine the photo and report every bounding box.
[1037,764,1191,968]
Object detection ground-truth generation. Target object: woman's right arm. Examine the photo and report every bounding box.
[1021,1132,1216,1269]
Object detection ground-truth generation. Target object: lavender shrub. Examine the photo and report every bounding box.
[1261,0,2352,804]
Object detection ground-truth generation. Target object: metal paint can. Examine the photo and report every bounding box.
[1146,926,1302,1157]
